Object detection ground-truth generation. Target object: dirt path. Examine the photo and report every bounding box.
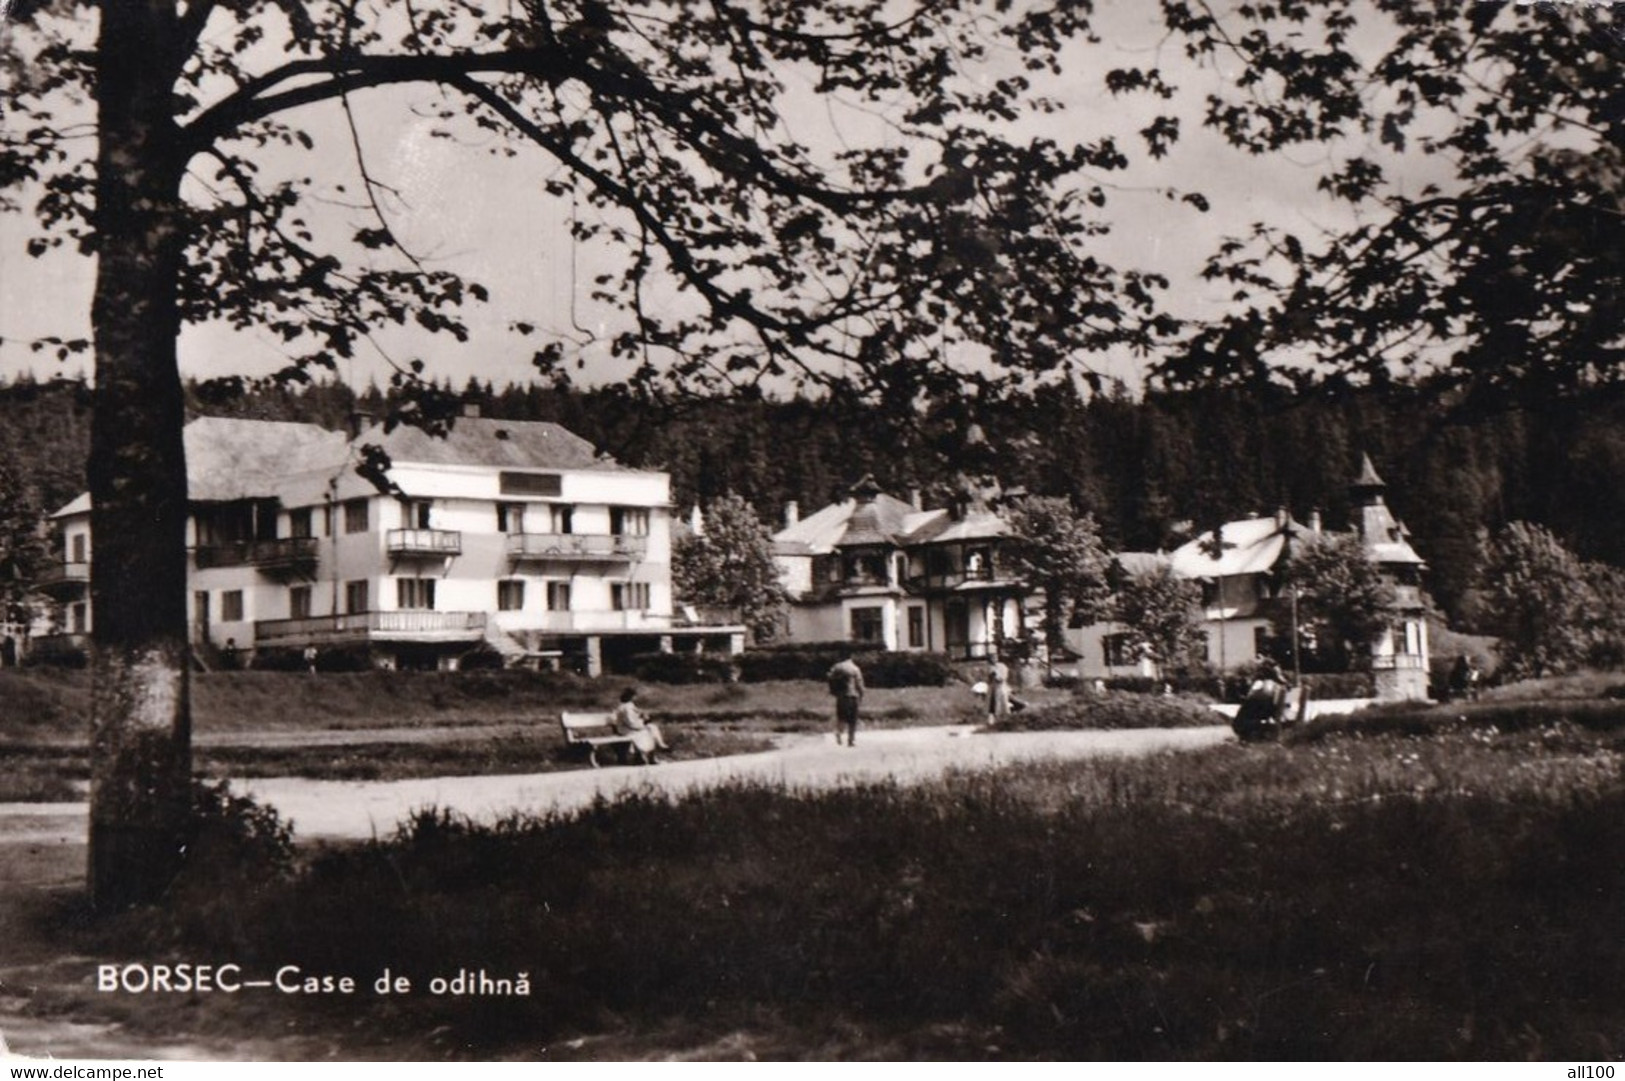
[6,724,1233,845]
[241,723,1233,840]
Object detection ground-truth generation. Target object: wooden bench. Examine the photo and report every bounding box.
[559,711,636,768]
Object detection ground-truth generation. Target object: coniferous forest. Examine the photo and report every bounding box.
[2,371,1623,630]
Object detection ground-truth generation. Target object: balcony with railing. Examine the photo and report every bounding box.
[506,533,647,562]
[386,529,463,557]
[907,565,998,591]
[194,537,320,573]
[497,609,673,634]
[255,610,486,645]
[36,561,90,595]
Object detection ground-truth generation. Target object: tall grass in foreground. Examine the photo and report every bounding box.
[84,728,1625,1060]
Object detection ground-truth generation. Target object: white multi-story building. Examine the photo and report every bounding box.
[36,413,743,672]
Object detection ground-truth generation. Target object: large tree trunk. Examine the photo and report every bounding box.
[87,0,192,910]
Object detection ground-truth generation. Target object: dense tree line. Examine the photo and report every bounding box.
[4,372,1624,628]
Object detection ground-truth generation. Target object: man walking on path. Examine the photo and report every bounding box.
[827,652,866,747]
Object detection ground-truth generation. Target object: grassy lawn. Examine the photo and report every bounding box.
[0,669,1044,799]
[0,668,1014,739]
[0,720,784,798]
[11,680,1622,1060]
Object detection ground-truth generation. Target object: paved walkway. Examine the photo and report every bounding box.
[0,725,1235,846]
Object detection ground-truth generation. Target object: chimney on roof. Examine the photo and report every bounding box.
[346,410,374,439]
[1275,506,1289,531]
[909,488,923,511]
[784,501,799,528]
[1309,508,1323,534]
[851,474,882,504]
[690,504,704,535]
[463,400,481,419]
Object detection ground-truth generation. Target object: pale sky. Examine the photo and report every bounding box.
[0,2,1445,393]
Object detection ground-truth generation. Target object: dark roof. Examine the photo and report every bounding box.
[840,500,894,546]
[359,417,622,471]
[186,417,350,501]
[1113,551,1169,576]
[773,492,936,551]
[903,508,1006,545]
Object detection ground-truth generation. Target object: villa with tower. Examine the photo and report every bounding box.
[1068,454,1430,700]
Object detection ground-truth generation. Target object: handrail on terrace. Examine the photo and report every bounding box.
[255,610,486,643]
[386,528,463,555]
[506,532,647,559]
[194,537,320,570]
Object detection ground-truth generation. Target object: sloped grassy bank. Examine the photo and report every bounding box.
[0,669,998,798]
[58,723,1625,1061]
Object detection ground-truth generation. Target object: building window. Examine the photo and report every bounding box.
[343,498,369,534]
[851,606,884,644]
[844,553,885,584]
[70,533,87,563]
[546,581,572,611]
[610,507,650,536]
[497,502,526,534]
[345,580,369,614]
[1103,632,1137,668]
[397,578,436,610]
[221,590,244,622]
[550,505,574,534]
[70,602,87,633]
[499,471,561,497]
[907,606,925,649]
[497,580,526,611]
[612,582,651,611]
[289,585,312,620]
[289,507,313,539]
[400,499,432,529]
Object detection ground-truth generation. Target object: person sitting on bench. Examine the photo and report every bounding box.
[611,686,670,764]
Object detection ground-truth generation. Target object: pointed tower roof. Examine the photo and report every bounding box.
[1347,453,1425,567]
[1351,453,1387,502]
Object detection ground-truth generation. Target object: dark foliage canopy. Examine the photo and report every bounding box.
[1154,1,1625,400]
[1,0,1199,411]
